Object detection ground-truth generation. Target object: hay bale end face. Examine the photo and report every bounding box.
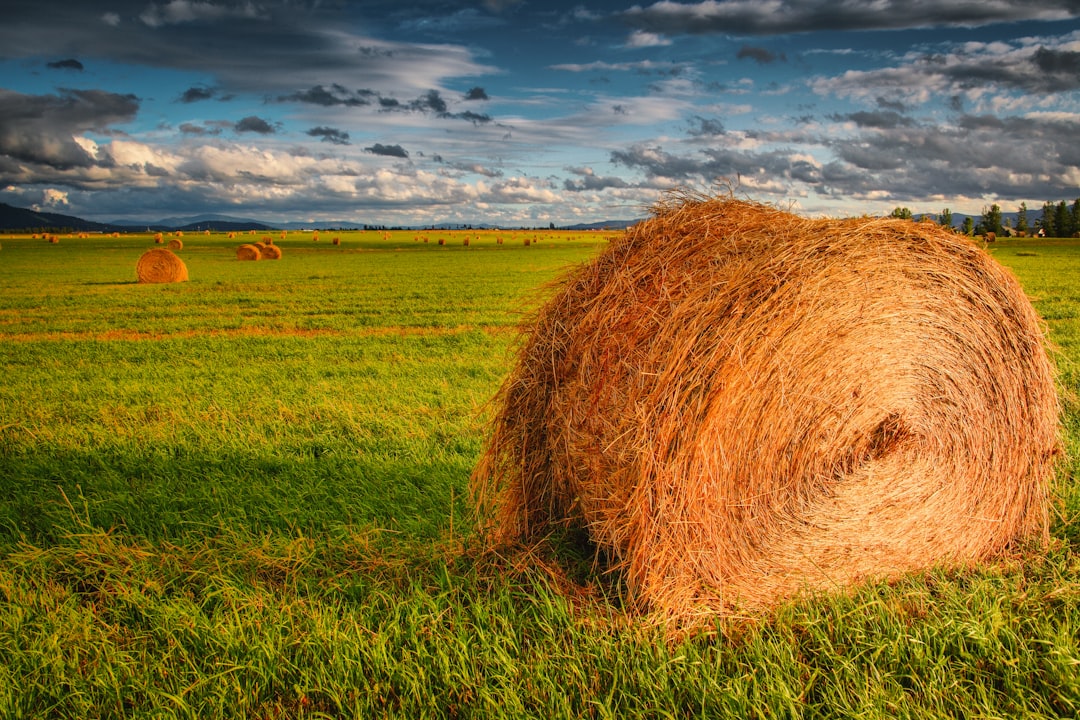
[472,195,1061,621]
[260,243,282,260]
[236,244,261,261]
[167,238,183,251]
[136,248,188,283]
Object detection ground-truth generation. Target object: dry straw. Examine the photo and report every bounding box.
[236,244,261,261]
[167,238,183,251]
[472,193,1061,623]
[260,243,282,260]
[136,248,188,283]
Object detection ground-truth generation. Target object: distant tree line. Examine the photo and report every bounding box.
[9,226,78,234]
[891,197,1080,238]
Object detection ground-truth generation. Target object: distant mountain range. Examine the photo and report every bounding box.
[5,201,1041,234]
[0,202,641,232]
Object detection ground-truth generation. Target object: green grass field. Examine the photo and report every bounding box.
[1,229,1078,718]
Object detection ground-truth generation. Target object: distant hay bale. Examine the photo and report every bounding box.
[332,237,340,246]
[986,232,997,243]
[472,194,1061,622]
[136,248,188,283]
[167,238,183,251]
[260,243,282,260]
[463,237,471,246]
[236,244,262,261]
[154,233,164,244]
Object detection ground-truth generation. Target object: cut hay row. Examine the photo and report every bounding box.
[472,193,1061,623]
[136,248,188,284]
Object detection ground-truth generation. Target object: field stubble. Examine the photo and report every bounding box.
[0,229,1078,718]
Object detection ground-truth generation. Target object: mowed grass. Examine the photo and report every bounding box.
[0,229,1078,718]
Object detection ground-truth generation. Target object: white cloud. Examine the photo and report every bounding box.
[625,30,672,48]
[41,188,69,207]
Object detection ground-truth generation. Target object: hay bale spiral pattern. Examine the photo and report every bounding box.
[236,244,261,261]
[472,195,1060,619]
[136,248,188,284]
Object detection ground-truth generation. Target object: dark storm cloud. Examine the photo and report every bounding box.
[622,0,1080,36]
[686,116,726,137]
[279,84,376,107]
[179,122,223,136]
[563,167,631,191]
[371,89,497,124]
[366,143,409,158]
[464,86,489,100]
[234,116,276,134]
[0,2,494,99]
[610,109,1080,205]
[307,126,351,145]
[0,88,139,169]
[937,49,1080,93]
[47,58,84,71]
[736,46,784,64]
[835,110,915,129]
[409,89,448,114]
[457,110,493,125]
[178,86,216,103]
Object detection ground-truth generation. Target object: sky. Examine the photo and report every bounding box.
[2,1,1080,227]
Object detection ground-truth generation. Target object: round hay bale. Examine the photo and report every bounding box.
[472,194,1061,621]
[136,248,188,283]
[167,238,183,251]
[259,243,282,260]
[236,244,261,261]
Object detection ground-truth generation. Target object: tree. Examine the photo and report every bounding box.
[1072,198,1080,237]
[1054,200,1070,238]
[977,204,1002,236]
[939,208,953,229]
[961,216,974,235]
[1016,202,1029,234]
[1039,201,1056,237]
[890,207,913,220]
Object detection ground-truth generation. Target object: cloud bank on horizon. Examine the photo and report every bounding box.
[1,0,1079,226]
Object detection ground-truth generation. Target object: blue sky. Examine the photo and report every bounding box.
[2,0,1080,226]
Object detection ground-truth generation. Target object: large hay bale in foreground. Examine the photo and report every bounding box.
[236,244,261,261]
[136,248,188,283]
[472,195,1061,620]
[259,243,282,260]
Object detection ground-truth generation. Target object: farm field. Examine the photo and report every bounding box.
[1,228,1079,718]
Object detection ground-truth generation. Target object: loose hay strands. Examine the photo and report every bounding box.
[236,244,261,261]
[136,248,188,283]
[471,193,1062,624]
